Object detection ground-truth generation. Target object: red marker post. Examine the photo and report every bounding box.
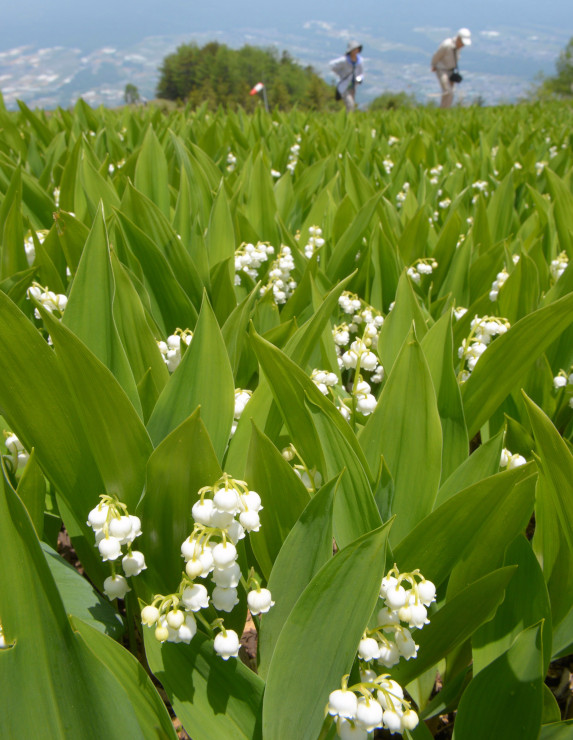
[249,81,268,112]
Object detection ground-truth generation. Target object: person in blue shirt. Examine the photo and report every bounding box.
[330,41,364,111]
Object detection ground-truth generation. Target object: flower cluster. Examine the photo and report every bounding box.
[23,229,48,266]
[158,329,193,373]
[550,251,568,282]
[552,368,573,408]
[429,164,443,185]
[407,259,438,285]
[260,245,296,304]
[396,182,410,208]
[328,565,435,737]
[489,268,509,301]
[234,241,275,284]
[500,448,527,469]
[232,388,252,435]
[87,495,146,601]
[383,158,394,175]
[457,315,510,382]
[282,445,323,492]
[286,138,301,175]
[27,282,68,319]
[3,432,29,473]
[226,152,236,172]
[140,474,273,660]
[303,226,325,259]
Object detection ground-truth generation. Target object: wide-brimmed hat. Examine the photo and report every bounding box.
[346,40,363,54]
[457,28,472,46]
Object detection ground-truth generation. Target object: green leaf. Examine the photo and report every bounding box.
[453,623,544,740]
[147,294,234,459]
[245,423,310,580]
[144,630,264,740]
[376,271,428,373]
[421,311,468,480]
[257,479,336,679]
[138,409,222,595]
[393,465,534,588]
[0,470,149,739]
[16,449,45,536]
[360,328,442,545]
[63,202,142,414]
[540,721,573,739]
[462,293,573,438]
[472,536,552,675]
[43,308,153,511]
[134,125,170,217]
[326,194,380,281]
[41,542,124,640]
[262,520,393,740]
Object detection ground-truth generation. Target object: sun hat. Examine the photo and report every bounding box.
[457,28,472,46]
[346,40,363,54]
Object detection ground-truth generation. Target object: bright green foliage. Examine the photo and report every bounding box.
[0,97,572,739]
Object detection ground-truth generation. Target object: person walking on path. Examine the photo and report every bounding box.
[431,28,471,108]
[330,41,364,112]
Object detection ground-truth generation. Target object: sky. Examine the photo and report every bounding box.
[3,0,571,52]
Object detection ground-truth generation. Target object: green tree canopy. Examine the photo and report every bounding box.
[540,37,573,97]
[156,42,337,111]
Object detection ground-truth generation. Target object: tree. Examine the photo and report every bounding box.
[124,84,140,105]
[156,42,334,111]
[539,37,573,97]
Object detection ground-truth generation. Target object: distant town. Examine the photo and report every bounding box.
[0,22,567,110]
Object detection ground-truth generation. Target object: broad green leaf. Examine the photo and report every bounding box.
[446,473,536,598]
[540,721,573,740]
[245,423,310,580]
[144,630,264,740]
[262,520,393,740]
[72,617,178,739]
[420,311,468,481]
[147,295,234,459]
[206,182,236,268]
[360,329,442,544]
[453,623,544,740]
[0,471,148,739]
[326,193,380,281]
[376,271,428,373]
[16,449,45,536]
[472,536,552,675]
[134,125,170,217]
[139,409,222,595]
[462,293,573,438]
[63,202,142,414]
[42,308,153,511]
[41,542,124,640]
[393,465,534,588]
[257,479,337,679]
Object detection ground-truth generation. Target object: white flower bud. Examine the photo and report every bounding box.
[141,605,160,626]
[212,542,238,568]
[417,579,436,606]
[355,696,384,731]
[192,498,214,525]
[239,509,261,532]
[358,637,380,661]
[213,487,240,513]
[401,709,419,730]
[166,609,185,630]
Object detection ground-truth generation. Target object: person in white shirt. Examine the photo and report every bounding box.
[330,41,364,111]
[431,28,471,108]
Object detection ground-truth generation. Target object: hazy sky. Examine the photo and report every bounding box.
[3,0,571,51]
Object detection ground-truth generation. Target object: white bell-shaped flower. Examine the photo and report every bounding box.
[337,718,368,740]
[98,536,122,561]
[377,642,400,668]
[182,584,210,612]
[212,586,240,612]
[141,605,160,626]
[384,584,408,610]
[358,636,380,662]
[108,515,133,540]
[239,509,261,532]
[122,550,147,577]
[382,709,403,733]
[213,629,240,660]
[213,487,240,513]
[226,520,246,544]
[247,588,275,615]
[212,541,238,568]
[87,503,109,529]
[192,498,214,526]
[401,709,419,730]
[166,610,185,630]
[395,627,418,660]
[212,563,241,588]
[355,696,383,732]
[327,688,358,719]
[417,579,436,606]
[177,613,197,644]
[103,574,130,600]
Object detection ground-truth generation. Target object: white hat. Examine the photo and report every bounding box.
[457,28,472,46]
[346,40,363,54]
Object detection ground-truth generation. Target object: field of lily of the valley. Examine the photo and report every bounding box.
[0,95,572,739]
